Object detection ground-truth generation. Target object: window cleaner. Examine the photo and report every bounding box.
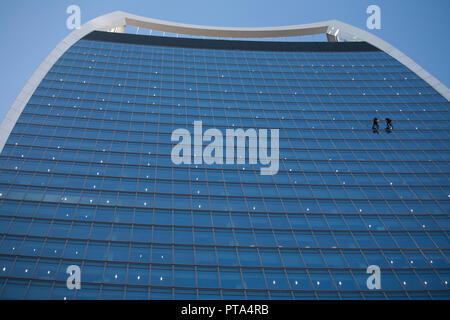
[372,118,380,133]
[385,118,393,132]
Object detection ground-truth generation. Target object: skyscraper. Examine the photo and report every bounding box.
[0,11,448,300]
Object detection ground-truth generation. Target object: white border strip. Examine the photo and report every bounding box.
[0,11,448,153]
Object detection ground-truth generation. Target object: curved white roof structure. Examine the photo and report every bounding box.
[0,10,448,152]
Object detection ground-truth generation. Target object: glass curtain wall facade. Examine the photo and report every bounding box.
[0,31,448,300]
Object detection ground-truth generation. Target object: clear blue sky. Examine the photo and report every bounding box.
[0,0,448,122]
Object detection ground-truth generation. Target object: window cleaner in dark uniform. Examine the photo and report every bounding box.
[385,118,393,133]
[372,118,380,133]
